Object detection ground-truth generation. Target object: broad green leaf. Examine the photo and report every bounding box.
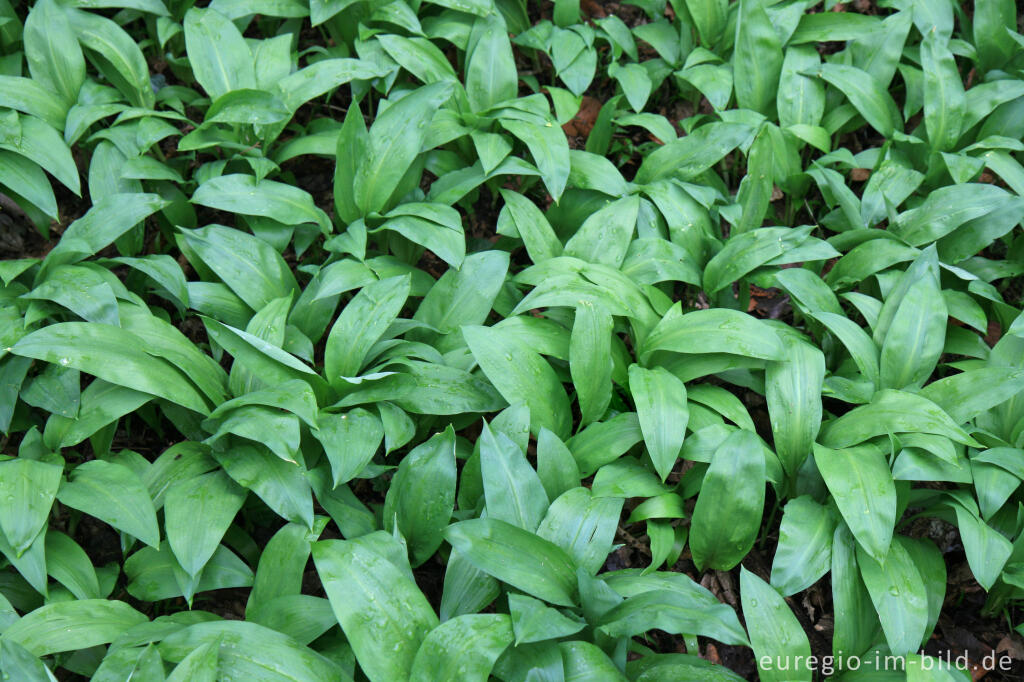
[246,521,323,617]
[563,195,639,268]
[629,364,687,481]
[0,76,66,130]
[3,600,146,656]
[765,337,824,477]
[508,593,585,644]
[463,324,572,439]
[634,122,751,184]
[856,538,929,657]
[409,614,513,682]
[642,308,786,361]
[689,429,765,570]
[741,567,812,682]
[414,250,509,337]
[215,443,313,528]
[165,470,246,577]
[732,0,782,116]
[160,620,348,681]
[2,113,80,195]
[382,427,457,566]
[770,496,835,597]
[480,423,548,532]
[570,301,613,427]
[57,459,160,548]
[813,443,895,562]
[703,227,813,295]
[183,7,255,99]
[40,193,169,274]
[879,276,946,390]
[950,502,1012,591]
[277,58,388,111]
[497,189,563,263]
[24,0,86,104]
[68,9,154,108]
[920,31,964,152]
[819,390,979,449]
[814,63,901,137]
[0,458,62,556]
[11,322,210,414]
[315,409,383,486]
[44,531,99,600]
[445,518,578,606]
[354,82,455,214]
[324,275,410,386]
[191,175,331,234]
[0,150,57,219]
[599,588,749,646]
[537,487,622,576]
[501,118,571,203]
[313,538,438,682]
[831,523,878,658]
[466,13,517,112]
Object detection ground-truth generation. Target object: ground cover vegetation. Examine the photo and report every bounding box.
[0,0,1023,679]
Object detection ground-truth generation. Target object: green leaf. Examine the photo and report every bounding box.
[741,567,812,682]
[480,422,548,532]
[68,9,153,108]
[765,337,824,478]
[3,600,146,656]
[160,620,348,681]
[814,63,901,137]
[634,122,751,184]
[191,175,331,234]
[44,531,100,600]
[409,614,513,682]
[537,487,622,575]
[879,276,946,391]
[354,82,455,215]
[382,427,457,566]
[183,7,255,99]
[466,12,517,112]
[315,409,383,486]
[497,189,563,263]
[313,538,438,682]
[819,389,979,449]
[324,275,410,386]
[570,301,613,427]
[501,119,571,203]
[629,364,688,482]
[642,308,786,361]
[57,460,160,548]
[563,195,639,268]
[165,471,246,577]
[23,0,86,104]
[205,88,289,125]
[856,538,929,657]
[689,429,765,571]
[0,458,62,556]
[732,0,783,116]
[0,150,57,220]
[11,322,210,414]
[445,518,578,606]
[813,443,895,562]
[769,496,836,597]
[508,593,585,644]
[920,31,964,152]
[40,193,169,274]
[830,523,878,658]
[463,324,572,439]
[215,443,313,528]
